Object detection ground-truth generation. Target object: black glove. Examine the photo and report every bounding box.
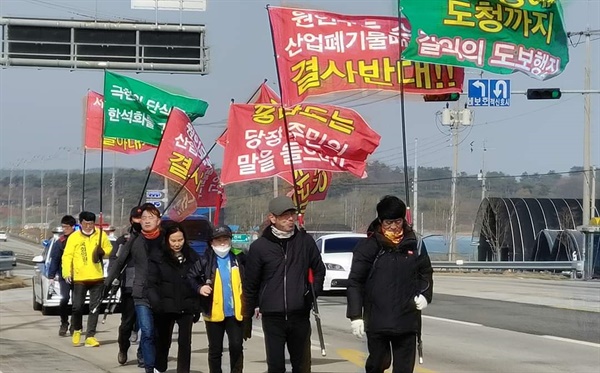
[242,317,252,341]
[193,313,201,323]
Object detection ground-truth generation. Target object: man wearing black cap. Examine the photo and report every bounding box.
[109,206,143,367]
[346,195,434,373]
[243,196,325,373]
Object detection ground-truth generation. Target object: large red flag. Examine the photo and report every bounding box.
[220,103,380,184]
[281,170,331,214]
[152,108,225,221]
[267,6,464,105]
[84,91,155,154]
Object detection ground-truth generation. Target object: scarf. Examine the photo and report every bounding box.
[382,227,404,245]
[271,225,293,239]
[141,228,160,240]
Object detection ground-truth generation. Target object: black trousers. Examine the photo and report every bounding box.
[261,314,311,373]
[58,277,72,324]
[365,332,416,373]
[118,292,137,353]
[71,281,103,338]
[155,312,194,373]
[205,316,244,373]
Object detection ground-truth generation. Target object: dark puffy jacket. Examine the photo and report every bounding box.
[106,233,163,303]
[243,226,325,318]
[107,233,136,293]
[187,248,246,318]
[48,234,70,279]
[147,245,200,315]
[346,219,433,335]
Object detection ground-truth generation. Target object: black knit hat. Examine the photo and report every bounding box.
[130,206,143,220]
[376,195,406,220]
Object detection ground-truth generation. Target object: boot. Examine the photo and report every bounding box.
[58,322,69,337]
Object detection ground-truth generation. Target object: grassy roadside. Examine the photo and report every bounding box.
[0,276,30,291]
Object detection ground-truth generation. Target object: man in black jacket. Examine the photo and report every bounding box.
[47,215,76,336]
[243,196,326,373]
[108,206,143,367]
[346,195,433,373]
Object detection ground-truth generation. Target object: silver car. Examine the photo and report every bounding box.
[32,227,119,315]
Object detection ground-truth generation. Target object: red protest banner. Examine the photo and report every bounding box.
[220,103,380,184]
[280,169,331,214]
[152,108,225,217]
[84,91,155,154]
[267,6,464,105]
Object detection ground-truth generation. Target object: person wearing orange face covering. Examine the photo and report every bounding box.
[346,195,433,373]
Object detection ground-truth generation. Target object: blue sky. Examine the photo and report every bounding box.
[0,0,598,177]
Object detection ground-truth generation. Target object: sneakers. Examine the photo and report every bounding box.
[58,322,69,337]
[130,330,138,344]
[72,330,82,346]
[118,351,127,365]
[84,337,100,347]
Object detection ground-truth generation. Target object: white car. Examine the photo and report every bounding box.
[32,228,118,315]
[315,233,367,292]
[0,231,7,242]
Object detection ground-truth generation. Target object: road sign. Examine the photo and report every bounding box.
[489,79,511,107]
[468,79,489,107]
[467,79,510,107]
[146,200,163,209]
[146,190,165,200]
[232,234,250,243]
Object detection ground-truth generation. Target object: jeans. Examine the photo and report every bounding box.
[155,313,194,373]
[58,277,72,325]
[365,332,416,373]
[71,281,103,338]
[205,317,244,373]
[135,304,156,371]
[262,314,311,373]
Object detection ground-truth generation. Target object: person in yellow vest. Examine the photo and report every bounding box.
[61,211,113,347]
[188,224,247,373]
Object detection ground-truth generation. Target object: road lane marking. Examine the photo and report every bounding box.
[423,315,482,327]
[336,349,438,373]
[541,335,600,348]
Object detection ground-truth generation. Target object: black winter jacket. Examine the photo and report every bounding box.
[108,233,136,293]
[187,248,246,317]
[243,226,325,318]
[147,245,200,315]
[106,233,164,305]
[346,219,433,334]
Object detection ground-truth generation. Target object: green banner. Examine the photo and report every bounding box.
[401,0,569,80]
[103,71,209,146]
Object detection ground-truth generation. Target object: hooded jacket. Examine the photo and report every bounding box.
[243,226,325,318]
[346,219,433,334]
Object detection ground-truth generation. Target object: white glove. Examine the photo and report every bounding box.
[351,319,365,339]
[414,294,428,310]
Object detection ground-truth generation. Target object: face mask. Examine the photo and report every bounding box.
[382,228,404,245]
[81,228,94,236]
[212,244,231,258]
[131,223,142,233]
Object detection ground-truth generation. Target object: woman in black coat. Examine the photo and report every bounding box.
[148,223,200,373]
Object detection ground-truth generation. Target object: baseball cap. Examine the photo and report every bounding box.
[268,196,297,216]
[212,225,233,239]
[130,206,143,219]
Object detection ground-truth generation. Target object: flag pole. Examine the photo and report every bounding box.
[99,119,105,225]
[82,148,87,211]
[162,80,268,214]
[397,1,412,217]
[137,123,168,207]
[266,5,303,224]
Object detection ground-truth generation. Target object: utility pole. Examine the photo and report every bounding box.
[273,176,278,198]
[441,103,473,261]
[478,140,487,200]
[111,153,116,225]
[413,138,419,234]
[566,27,600,225]
[22,165,26,229]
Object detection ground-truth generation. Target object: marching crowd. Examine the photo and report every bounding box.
[50,195,433,373]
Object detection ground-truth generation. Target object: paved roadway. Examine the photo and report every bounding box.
[1,239,599,372]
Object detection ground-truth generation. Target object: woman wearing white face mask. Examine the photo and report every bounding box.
[187,224,247,373]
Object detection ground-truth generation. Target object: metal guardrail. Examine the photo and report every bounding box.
[431,261,583,271]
